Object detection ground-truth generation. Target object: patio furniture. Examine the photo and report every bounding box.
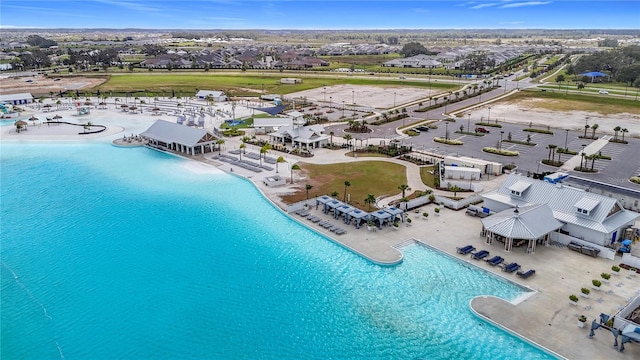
[456,245,475,255]
[471,250,490,260]
[485,256,504,266]
[516,269,536,279]
[502,263,521,273]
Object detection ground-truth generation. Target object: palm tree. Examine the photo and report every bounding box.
[329,131,334,145]
[577,83,585,92]
[450,185,462,198]
[343,181,351,202]
[343,134,352,150]
[548,144,557,162]
[216,139,225,154]
[275,156,285,173]
[546,145,553,161]
[590,123,598,139]
[621,128,628,142]
[589,154,597,171]
[584,124,590,138]
[305,184,313,200]
[364,193,376,210]
[259,144,272,167]
[613,126,621,141]
[398,184,410,199]
[418,101,423,110]
[239,143,246,161]
[290,164,301,184]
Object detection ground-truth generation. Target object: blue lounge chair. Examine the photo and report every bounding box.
[471,250,490,260]
[456,245,475,255]
[485,256,504,266]
[503,263,521,273]
[516,269,535,279]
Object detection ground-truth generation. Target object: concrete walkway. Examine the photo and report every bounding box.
[560,135,612,172]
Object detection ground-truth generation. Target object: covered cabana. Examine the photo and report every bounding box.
[384,206,405,223]
[347,209,369,229]
[369,209,393,228]
[334,204,356,222]
[481,204,563,254]
[579,71,610,82]
[315,195,333,210]
[323,199,344,215]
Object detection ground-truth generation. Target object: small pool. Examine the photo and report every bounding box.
[225,119,244,126]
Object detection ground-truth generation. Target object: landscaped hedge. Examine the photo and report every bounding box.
[631,177,640,184]
[557,147,577,155]
[503,139,536,146]
[475,122,503,128]
[483,147,519,156]
[542,160,564,167]
[523,128,553,135]
[434,137,463,145]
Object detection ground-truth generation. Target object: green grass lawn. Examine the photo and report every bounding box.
[419,165,437,188]
[96,72,458,97]
[281,161,407,208]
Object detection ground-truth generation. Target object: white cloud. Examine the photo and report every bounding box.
[500,1,551,8]
[470,3,500,9]
[95,0,160,12]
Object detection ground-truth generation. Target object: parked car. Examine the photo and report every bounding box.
[466,205,489,218]
[415,126,430,132]
[475,127,490,133]
[598,90,609,94]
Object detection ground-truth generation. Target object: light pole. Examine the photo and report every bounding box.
[323,87,326,102]
[393,92,396,108]
[499,131,504,150]
[488,106,491,123]
[342,101,345,117]
[352,90,354,105]
[564,129,569,150]
[329,96,332,111]
[580,144,586,169]
[467,114,471,133]
[445,122,449,141]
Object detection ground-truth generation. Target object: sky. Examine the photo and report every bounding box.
[1,0,639,30]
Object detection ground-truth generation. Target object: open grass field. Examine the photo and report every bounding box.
[280,161,407,208]
[506,89,640,114]
[96,73,458,97]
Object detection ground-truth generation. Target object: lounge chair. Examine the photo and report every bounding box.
[456,245,476,255]
[471,250,490,260]
[502,263,521,273]
[516,269,536,279]
[485,256,504,266]
[335,229,346,235]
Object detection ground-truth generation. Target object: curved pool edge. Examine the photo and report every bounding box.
[469,296,567,360]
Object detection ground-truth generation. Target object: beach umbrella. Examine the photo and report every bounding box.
[621,239,632,246]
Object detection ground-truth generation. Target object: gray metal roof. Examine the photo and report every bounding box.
[140,120,213,147]
[481,204,563,239]
[509,181,531,193]
[0,93,33,102]
[483,174,640,233]
[575,196,600,212]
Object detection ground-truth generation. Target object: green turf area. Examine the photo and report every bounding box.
[281,161,407,208]
[96,73,458,96]
[419,165,437,188]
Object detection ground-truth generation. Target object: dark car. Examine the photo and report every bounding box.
[475,127,490,133]
[415,126,430,132]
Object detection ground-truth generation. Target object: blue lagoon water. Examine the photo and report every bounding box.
[1,143,555,359]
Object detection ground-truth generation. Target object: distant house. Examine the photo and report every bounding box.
[140,120,218,155]
[0,93,33,105]
[195,90,227,102]
[253,117,293,135]
[382,54,442,69]
[482,174,640,250]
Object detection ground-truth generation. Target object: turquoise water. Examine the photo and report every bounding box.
[1,143,555,359]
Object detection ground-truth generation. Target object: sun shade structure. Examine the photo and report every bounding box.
[347,209,370,229]
[384,206,405,223]
[481,204,563,253]
[369,209,393,227]
[334,204,356,222]
[323,199,345,215]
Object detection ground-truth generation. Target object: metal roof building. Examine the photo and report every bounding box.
[0,92,33,105]
[482,174,640,248]
[481,204,563,253]
[140,120,218,155]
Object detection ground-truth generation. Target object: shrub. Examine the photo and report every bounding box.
[434,207,440,213]
[592,279,602,287]
[482,147,519,156]
[601,273,611,280]
[579,315,587,323]
[422,212,429,218]
[434,137,463,145]
[523,128,553,135]
[630,177,640,184]
[569,294,579,302]
[475,122,503,128]
[581,288,590,295]
[611,265,620,272]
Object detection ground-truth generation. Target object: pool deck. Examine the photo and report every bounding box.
[202,147,640,360]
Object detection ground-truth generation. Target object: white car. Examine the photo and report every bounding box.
[598,90,609,94]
